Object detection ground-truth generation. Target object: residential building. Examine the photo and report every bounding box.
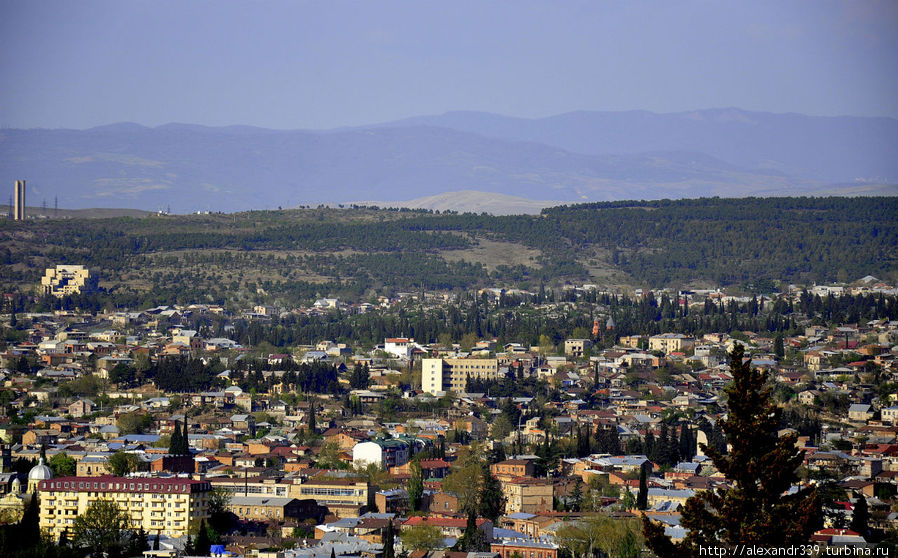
[492,539,559,558]
[421,358,499,394]
[648,334,695,354]
[383,338,415,359]
[227,495,305,521]
[502,478,553,514]
[491,460,536,482]
[353,439,410,469]
[37,476,211,539]
[292,477,370,518]
[564,339,593,358]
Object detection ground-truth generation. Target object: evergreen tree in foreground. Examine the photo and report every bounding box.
[643,344,822,555]
[382,520,395,558]
[849,492,869,537]
[195,520,211,556]
[408,460,424,512]
[637,462,648,511]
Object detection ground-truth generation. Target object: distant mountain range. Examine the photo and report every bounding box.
[1,108,895,213]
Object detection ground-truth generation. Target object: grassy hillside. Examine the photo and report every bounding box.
[2,197,896,308]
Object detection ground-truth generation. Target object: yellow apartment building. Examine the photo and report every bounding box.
[37,476,210,539]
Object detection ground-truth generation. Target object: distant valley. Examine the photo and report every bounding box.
[1,108,896,213]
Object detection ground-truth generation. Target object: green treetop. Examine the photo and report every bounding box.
[643,343,822,555]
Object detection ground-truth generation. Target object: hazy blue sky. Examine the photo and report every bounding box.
[1,1,896,129]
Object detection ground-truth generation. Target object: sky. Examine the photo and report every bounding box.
[1,1,897,130]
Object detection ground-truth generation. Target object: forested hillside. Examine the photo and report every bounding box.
[1,197,895,309]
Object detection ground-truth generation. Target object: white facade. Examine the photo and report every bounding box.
[352,440,410,469]
[422,358,446,395]
[384,338,414,359]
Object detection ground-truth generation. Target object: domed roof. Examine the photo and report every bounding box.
[28,458,53,481]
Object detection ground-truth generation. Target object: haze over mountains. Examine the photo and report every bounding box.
[1,108,896,214]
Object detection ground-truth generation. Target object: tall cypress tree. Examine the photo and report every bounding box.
[607,424,620,455]
[644,431,656,462]
[849,492,869,536]
[637,462,648,511]
[308,398,316,434]
[382,521,395,558]
[182,419,190,454]
[657,424,669,465]
[407,460,424,512]
[479,464,505,522]
[643,344,822,556]
[169,420,183,455]
[679,424,694,462]
[195,520,211,556]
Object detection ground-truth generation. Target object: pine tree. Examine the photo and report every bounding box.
[642,344,823,556]
[644,431,655,462]
[408,460,424,512]
[308,398,317,433]
[637,462,648,511]
[182,419,190,454]
[607,424,620,455]
[850,492,869,536]
[569,480,583,512]
[657,424,670,465]
[679,424,694,462]
[664,425,680,466]
[454,511,489,552]
[169,421,183,455]
[774,334,785,359]
[382,520,395,558]
[479,464,505,522]
[195,520,211,556]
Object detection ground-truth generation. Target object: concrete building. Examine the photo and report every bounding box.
[353,439,410,469]
[40,265,98,297]
[421,357,499,394]
[37,475,211,539]
[292,477,370,518]
[564,339,593,358]
[13,180,25,220]
[227,495,305,521]
[501,477,554,514]
[648,333,695,354]
[383,338,415,359]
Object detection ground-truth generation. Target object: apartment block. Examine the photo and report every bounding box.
[38,476,210,539]
[422,358,499,394]
[648,333,695,354]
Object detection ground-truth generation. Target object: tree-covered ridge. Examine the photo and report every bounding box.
[2,197,896,307]
[540,197,898,285]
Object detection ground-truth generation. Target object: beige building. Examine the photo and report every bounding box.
[40,265,98,298]
[37,476,210,539]
[648,334,695,354]
[290,476,370,518]
[564,339,593,357]
[502,477,553,514]
[422,358,499,394]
